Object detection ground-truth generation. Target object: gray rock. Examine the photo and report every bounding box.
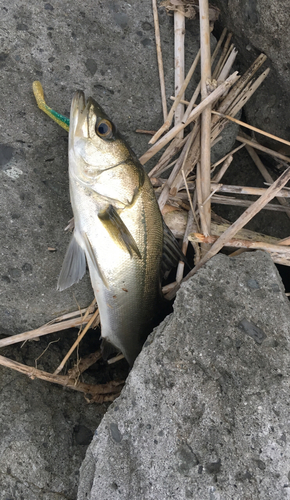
[213,0,290,145]
[78,251,290,500]
[0,365,107,500]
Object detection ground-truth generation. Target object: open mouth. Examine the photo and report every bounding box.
[70,92,109,140]
[69,92,95,138]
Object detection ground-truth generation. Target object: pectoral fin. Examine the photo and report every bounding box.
[57,233,86,291]
[98,205,141,259]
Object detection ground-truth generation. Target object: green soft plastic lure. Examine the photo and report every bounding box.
[32,81,70,131]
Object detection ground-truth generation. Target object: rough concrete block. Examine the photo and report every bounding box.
[78,251,290,500]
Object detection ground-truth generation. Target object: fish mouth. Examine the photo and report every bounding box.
[71,91,96,115]
[70,91,90,138]
[69,91,106,139]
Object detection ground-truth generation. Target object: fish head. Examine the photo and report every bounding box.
[69,91,132,183]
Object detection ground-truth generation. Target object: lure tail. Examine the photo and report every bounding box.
[32,81,70,131]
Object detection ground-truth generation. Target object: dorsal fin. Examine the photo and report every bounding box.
[161,221,189,276]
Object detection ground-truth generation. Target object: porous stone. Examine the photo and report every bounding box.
[212,0,290,145]
[78,251,290,500]
[0,356,106,500]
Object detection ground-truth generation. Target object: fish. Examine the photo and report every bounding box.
[57,91,184,366]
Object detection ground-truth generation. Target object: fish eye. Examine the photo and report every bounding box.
[96,119,113,139]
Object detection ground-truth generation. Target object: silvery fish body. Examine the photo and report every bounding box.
[58,92,181,365]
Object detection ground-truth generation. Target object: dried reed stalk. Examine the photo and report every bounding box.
[175,205,196,282]
[171,91,289,154]
[174,5,185,138]
[181,28,227,125]
[211,182,290,198]
[166,166,290,299]
[245,144,290,220]
[211,27,227,63]
[152,0,167,121]
[199,0,213,238]
[67,350,102,378]
[148,136,187,178]
[139,72,239,165]
[0,354,123,403]
[218,47,238,82]
[187,167,290,271]
[190,233,290,266]
[212,154,234,182]
[213,110,290,148]
[150,50,201,144]
[209,221,290,246]
[53,308,100,375]
[170,59,269,197]
[158,127,197,210]
[211,195,290,214]
[181,82,201,123]
[212,32,232,79]
[237,133,290,163]
[136,129,156,135]
[0,311,94,348]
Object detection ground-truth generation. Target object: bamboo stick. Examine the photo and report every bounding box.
[166,166,290,299]
[152,0,167,121]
